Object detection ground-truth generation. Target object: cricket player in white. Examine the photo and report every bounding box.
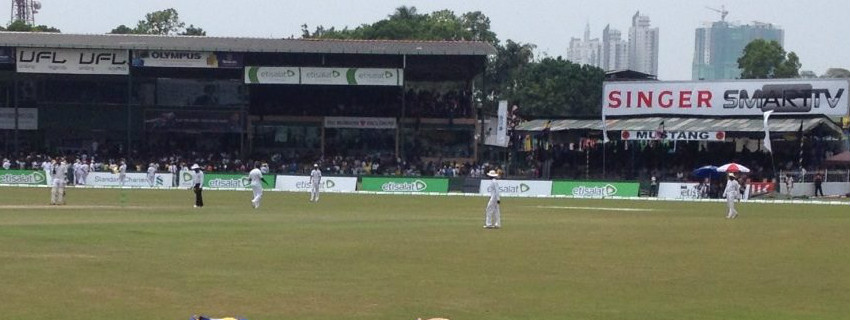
[310,164,322,202]
[118,160,127,187]
[723,173,741,219]
[147,163,157,187]
[80,161,90,185]
[51,158,69,205]
[42,158,53,183]
[484,170,501,229]
[249,161,266,209]
[73,159,81,185]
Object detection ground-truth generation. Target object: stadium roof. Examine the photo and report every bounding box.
[0,32,497,56]
[517,116,843,136]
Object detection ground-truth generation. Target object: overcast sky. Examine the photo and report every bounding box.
[8,0,849,80]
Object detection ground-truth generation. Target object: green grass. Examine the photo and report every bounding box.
[0,187,848,320]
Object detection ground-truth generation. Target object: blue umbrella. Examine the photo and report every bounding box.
[692,165,720,178]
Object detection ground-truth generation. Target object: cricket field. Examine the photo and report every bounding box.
[0,187,848,320]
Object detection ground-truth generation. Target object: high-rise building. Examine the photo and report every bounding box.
[602,24,629,71]
[566,23,602,68]
[692,21,784,80]
[628,11,659,76]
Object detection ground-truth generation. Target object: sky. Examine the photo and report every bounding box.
[6,0,849,80]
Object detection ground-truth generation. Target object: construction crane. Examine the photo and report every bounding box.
[10,0,41,26]
[705,5,728,22]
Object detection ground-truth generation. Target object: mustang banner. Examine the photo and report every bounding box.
[620,130,726,141]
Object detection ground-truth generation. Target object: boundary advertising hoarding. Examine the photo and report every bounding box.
[132,51,243,68]
[203,173,276,190]
[16,47,129,75]
[0,170,48,185]
[603,79,849,116]
[275,175,358,192]
[551,181,640,197]
[478,180,552,196]
[657,182,702,200]
[0,108,38,130]
[360,177,449,193]
[87,172,173,187]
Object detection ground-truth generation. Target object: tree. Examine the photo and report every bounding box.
[5,19,60,32]
[506,57,605,117]
[823,68,850,78]
[109,25,134,34]
[301,6,497,44]
[135,8,184,35]
[181,24,206,36]
[109,8,204,36]
[737,39,801,79]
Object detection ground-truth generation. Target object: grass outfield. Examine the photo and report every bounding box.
[0,187,848,320]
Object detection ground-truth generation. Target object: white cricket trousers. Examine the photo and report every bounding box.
[726,195,738,219]
[310,184,320,202]
[251,185,263,208]
[51,179,66,205]
[484,200,501,227]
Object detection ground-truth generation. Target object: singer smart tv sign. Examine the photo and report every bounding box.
[603,79,849,116]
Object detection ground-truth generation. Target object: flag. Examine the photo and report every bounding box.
[602,114,610,144]
[655,121,665,140]
[762,110,774,153]
[797,120,804,169]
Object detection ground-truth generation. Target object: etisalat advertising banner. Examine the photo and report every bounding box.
[275,175,358,192]
[360,177,449,193]
[244,66,403,86]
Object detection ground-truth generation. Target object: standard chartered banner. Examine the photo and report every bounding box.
[17,47,129,75]
[204,173,276,189]
[658,182,701,199]
[244,66,300,84]
[275,175,357,192]
[0,170,48,185]
[88,172,173,187]
[478,180,552,196]
[360,177,448,193]
[551,181,639,197]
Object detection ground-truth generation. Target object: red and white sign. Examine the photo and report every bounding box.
[620,130,725,141]
[603,79,849,116]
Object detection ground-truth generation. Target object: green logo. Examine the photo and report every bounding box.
[0,171,46,184]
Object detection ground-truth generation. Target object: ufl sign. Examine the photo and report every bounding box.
[17,48,129,75]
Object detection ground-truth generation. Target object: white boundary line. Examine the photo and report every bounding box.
[1,184,847,206]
